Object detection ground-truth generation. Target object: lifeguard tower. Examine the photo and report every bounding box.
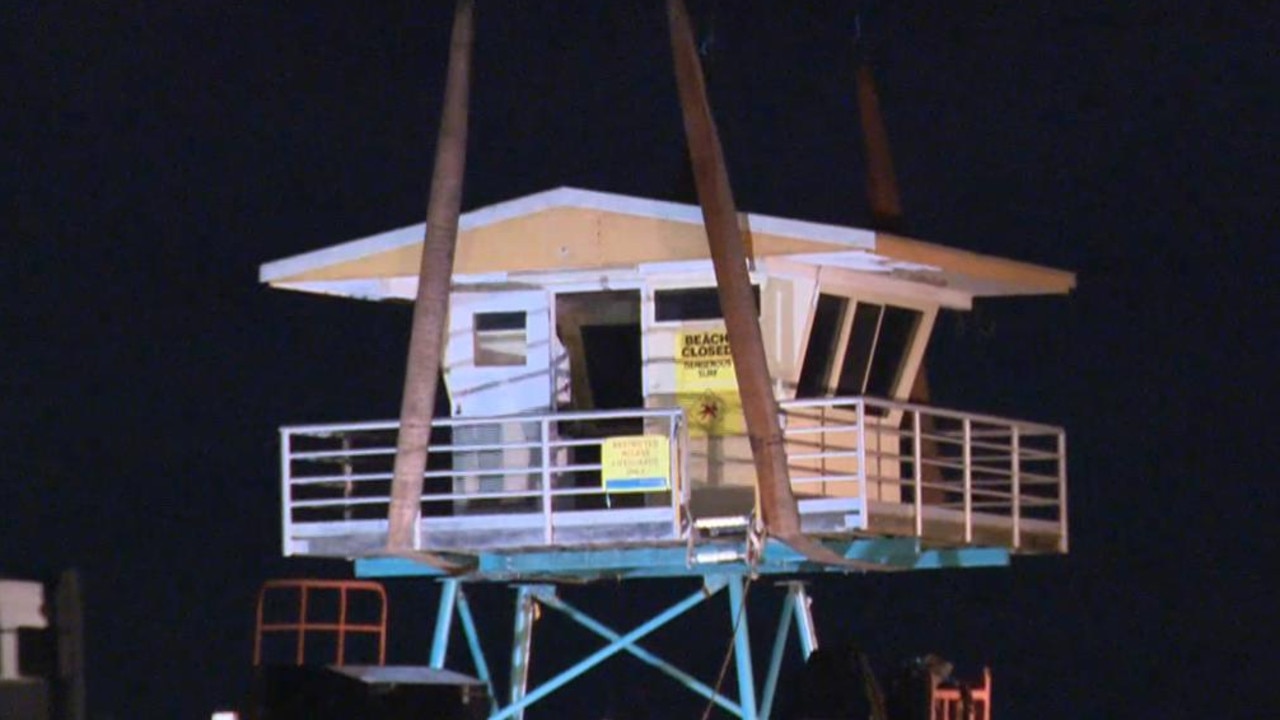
[259,186,1073,719]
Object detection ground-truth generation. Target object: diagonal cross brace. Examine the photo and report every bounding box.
[538,591,744,718]
[487,577,729,720]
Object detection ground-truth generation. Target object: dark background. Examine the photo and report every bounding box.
[5,1,1276,717]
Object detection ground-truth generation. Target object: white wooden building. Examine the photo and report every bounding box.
[261,187,1074,567]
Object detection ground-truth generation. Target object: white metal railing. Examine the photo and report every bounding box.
[780,396,1068,552]
[278,398,1066,556]
[280,408,688,554]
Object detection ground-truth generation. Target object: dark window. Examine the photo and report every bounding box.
[797,296,923,401]
[836,303,883,397]
[795,294,847,398]
[654,286,760,322]
[865,306,920,398]
[475,312,525,331]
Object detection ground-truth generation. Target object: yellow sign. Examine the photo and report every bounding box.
[601,435,671,493]
[676,327,745,436]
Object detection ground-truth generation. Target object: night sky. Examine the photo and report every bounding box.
[5,1,1276,718]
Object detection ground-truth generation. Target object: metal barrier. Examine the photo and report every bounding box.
[281,408,688,554]
[933,667,992,720]
[781,397,1067,553]
[253,579,388,666]
[278,398,1065,556]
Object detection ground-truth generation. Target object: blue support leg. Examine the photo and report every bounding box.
[790,583,818,659]
[455,587,495,704]
[430,578,460,669]
[759,587,798,720]
[728,576,759,720]
[509,585,539,720]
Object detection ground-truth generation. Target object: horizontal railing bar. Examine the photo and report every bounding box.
[786,451,859,461]
[283,408,684,437]
[791,475,861,484]
[779,397,1064,434]
[783,424,861,436]
[290,473,392,485]
[290,448,396,461]
[292,497,393,508]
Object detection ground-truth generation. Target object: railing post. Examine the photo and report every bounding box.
[820,404,828,495]
[336,585,349,665]
[670,414,683,538]
[912,410,923,538]
[1011,426,1021,551]
[856,400,868,502]
[279,428,293,557]
[1058,432,1069,553]
[413,423,424,551]
[341,434,354,521]
[962,418,973,544]
[297,585,309,665]
[680,412,692,513]
[540,417,553,545]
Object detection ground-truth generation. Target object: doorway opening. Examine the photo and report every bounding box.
[554,290,644,510]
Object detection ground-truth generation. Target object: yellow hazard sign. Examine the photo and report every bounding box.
[601,435,671,493]
[676,327,745,436]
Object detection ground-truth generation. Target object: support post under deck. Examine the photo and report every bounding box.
[430,578,460,668]
[455,586,495,703]
[760,581,819,720]
[509,585,539,720]
[728,576,759,720]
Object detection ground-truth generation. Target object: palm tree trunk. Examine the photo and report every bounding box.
[667,0,881,569]
[386,0,474,552]
[666,0,805,539]
[856,62,904,232]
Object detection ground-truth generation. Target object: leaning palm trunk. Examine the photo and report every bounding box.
[665,0,798,538]
[667,0,876,569]
[855,62,904,232]
[386,0,474,554]
[855,60,945,504]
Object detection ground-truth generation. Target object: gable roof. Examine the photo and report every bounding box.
[260,187,1075,300]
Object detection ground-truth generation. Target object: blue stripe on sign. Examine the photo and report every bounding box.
[605,477,667,491]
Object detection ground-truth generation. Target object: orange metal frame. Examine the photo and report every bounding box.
[932,667,992,720]
[252,579,388,666]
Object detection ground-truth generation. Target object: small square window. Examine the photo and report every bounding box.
[474,311,527,366]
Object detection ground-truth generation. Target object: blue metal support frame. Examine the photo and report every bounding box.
[790,583,819,658]
[727,577,759,720]
[537,591,744,717]
[759,589,796,720]
[455,586,495,703]
[355,537,1010,582]
[508,585,540,720]
[430,578,460,669]
[487,577,728,720]
[759,581,819,720]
